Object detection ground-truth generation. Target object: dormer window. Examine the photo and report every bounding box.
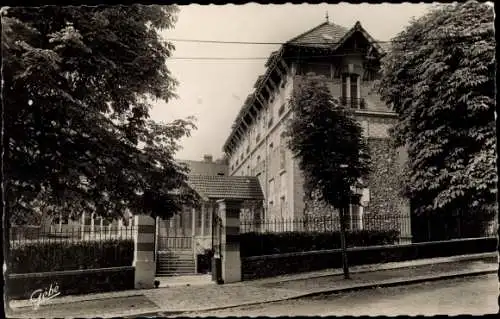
[269,93,275,104]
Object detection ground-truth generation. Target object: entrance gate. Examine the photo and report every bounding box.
[155,215,194,277]
[156,221,192,251]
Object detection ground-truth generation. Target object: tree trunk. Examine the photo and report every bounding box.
[339,203,350,280]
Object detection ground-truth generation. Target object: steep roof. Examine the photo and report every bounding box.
[287,22,350,48]
[287,21,387,56]
[187,175,264,201]
[178,159,228,176]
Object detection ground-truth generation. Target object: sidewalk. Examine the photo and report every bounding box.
[7,252,497,318]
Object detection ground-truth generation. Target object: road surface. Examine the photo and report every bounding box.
[184,274,498,316]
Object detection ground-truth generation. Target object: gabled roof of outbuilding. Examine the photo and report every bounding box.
[187,175,264,201]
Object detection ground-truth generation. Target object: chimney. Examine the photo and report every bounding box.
[203,154,213,163]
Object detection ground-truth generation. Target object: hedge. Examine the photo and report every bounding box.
[240,230,400,257]
[9,239,134,274]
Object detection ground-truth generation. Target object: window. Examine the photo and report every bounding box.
[204,206,211,235]
[268,117,274,128]
[280,171,287,197]
[256,133,261,142]
[280,196,287,223]
[267,105,273,128]
[280,134,286,170]
[268,179,275,204]
[350,74,359,99]
[269,93,275,104]
[195,208,202,235]
[254,155,261,174]
[341,74,348,99]
[278,103,285,116]
[341,74,360,108]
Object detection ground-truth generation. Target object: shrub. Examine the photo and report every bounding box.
[240,230,400,257]
[9,239,134,274]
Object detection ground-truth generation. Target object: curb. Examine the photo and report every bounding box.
[126,267,497,317]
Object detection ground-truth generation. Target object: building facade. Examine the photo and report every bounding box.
[178,154,229,176]
[222,20,411,241]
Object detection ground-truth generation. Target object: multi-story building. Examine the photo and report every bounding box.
[222,19,411,241]
[178,154,229,176]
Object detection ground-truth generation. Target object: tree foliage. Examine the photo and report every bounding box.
[2,5,198,224]
[378,1,496,217]
[286,75,371,209]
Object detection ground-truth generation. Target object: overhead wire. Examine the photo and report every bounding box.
[167,33,483,46]
[164,34,490,61]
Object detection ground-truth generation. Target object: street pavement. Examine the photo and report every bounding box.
[186,274,498,316]
[7,253,497,318]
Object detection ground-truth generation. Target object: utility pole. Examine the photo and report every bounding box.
[338,164,350,280]
[339,194,350,280]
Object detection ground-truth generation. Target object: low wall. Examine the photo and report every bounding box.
[7,267,135,300]
[241,237,497,280]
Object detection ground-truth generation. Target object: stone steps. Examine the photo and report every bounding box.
[156,250,196,277]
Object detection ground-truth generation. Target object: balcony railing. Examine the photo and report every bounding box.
[340,97,367,110]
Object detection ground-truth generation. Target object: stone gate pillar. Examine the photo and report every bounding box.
[133,214,156,289]
[217,199,243,284]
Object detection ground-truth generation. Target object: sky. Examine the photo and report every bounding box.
[149,3,435,161]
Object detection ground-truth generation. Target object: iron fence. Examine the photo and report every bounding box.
[241,215,405,233]
[241,213,497,241]
[9,224,136,248]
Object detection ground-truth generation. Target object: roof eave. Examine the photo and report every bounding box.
[185,180,209,202]
[223,47,287,155]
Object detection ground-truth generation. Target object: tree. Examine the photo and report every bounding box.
[378,1,496,224]
[286,75,371,278]
[2,5,199,225]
